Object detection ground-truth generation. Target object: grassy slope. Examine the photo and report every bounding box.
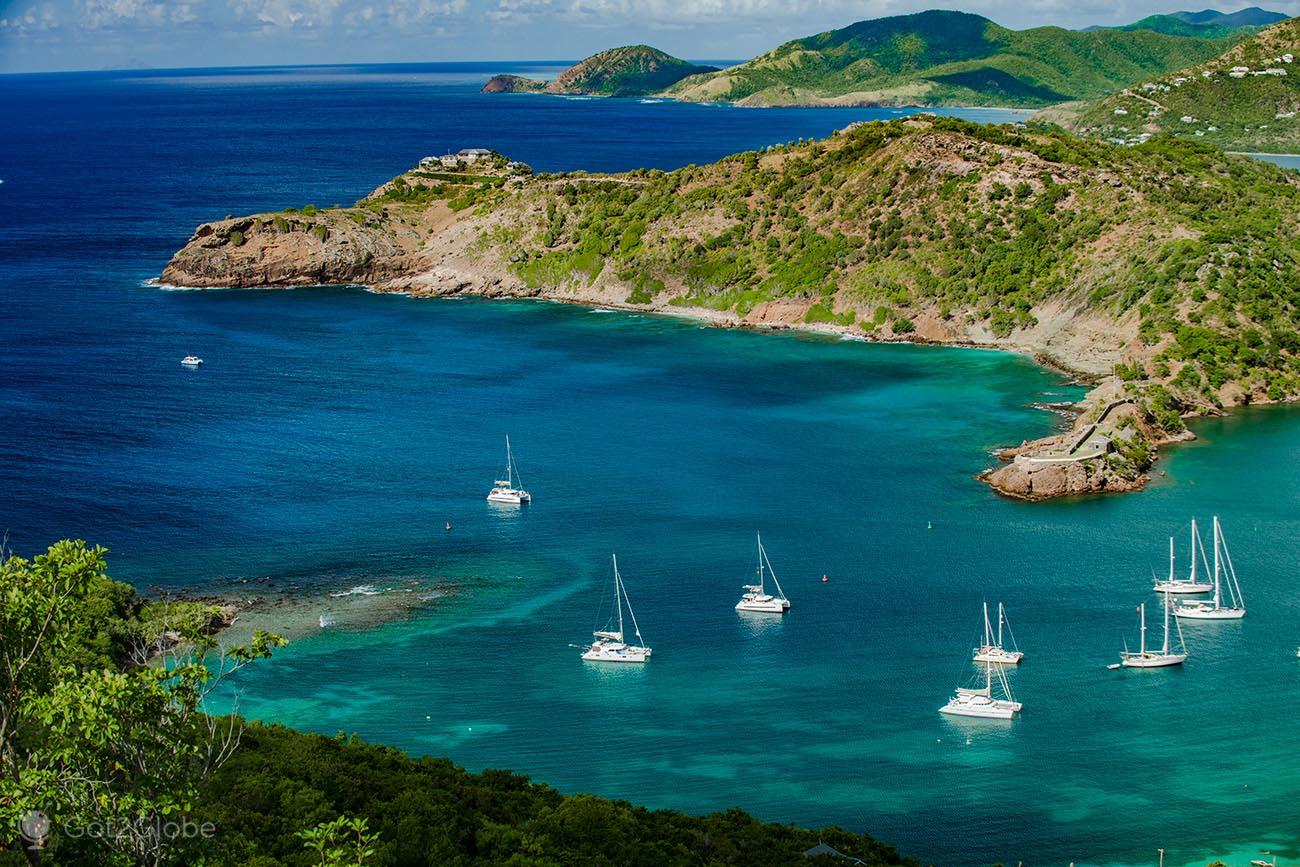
[552,45,717,96]
[666,10,1238,107]
[1065,18,1300,153]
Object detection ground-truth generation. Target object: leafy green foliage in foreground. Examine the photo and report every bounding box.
[0,542,911,866]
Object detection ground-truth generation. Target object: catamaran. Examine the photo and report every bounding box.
[940,658,1021,719]
[579,554,652,663]
[1153,520,1213,594]
[1120,592,1187,668]
[486,435,531,505]
[1175,516,1245,620]
[972,601,1022,664]
[735,532,790,613]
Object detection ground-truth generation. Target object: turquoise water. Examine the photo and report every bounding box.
[5,65,1300,866]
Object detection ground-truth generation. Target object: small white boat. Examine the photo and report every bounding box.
[486,435,531,505]
[972,601,1022,664]
[940,658,1021,719]
[180,355,203,367]
[735,532,790,613]
[1175,516,1245,620]
[1120,593,1187,668]
[579,554,651,663]
[1153,522,1213,594]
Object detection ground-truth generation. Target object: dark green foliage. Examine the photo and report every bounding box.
[198,724,916,867]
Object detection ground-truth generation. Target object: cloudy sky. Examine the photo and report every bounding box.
[0,0,1294,73]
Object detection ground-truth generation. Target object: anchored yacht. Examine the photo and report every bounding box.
[1175,516,1245,620]
[1120,593,1187,668]
[1153,520,1213,594]
[578,554,651,663]
[972,601,1022,665]
[486,435,531,505]
[940,658,1021,719]
[735,532,790,613]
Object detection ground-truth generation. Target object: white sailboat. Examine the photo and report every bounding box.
[1120,592,1187,668]
[1175,516,1245,620]
[940,658,1022,719]
[486,435,531,505]
[579,554,652,663]
[972,601,1022,664]
[735,532,790,613]
[1153,520,1213,594]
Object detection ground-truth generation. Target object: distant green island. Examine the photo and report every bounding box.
[482,45,717,97]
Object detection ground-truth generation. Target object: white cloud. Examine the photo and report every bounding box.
[0,2,60,32]
[228,0,345,29]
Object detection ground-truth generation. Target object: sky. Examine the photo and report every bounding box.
[0,0,1295,73]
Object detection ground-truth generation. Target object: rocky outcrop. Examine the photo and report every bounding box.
[481,74,547,94]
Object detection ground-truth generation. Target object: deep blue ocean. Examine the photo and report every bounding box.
[3,64,1300,867]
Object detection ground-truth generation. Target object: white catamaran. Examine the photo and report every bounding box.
[940,658,1022,719]
[1120,592,1187,668]
[735,532,791,613]
[1153,520,1213,595]
[972,601,1022,665]
[579,554,652,663]
[486,435,531,505]
[1175,516,1245,620]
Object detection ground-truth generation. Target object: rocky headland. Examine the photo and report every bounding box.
[162,119,1300,501]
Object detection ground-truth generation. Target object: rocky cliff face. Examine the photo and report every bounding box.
[481,46,716,97]
[481,74,547,94]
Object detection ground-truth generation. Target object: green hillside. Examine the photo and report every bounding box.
[1093,7,1287,38]
[1065,17,1300,152]
[665,10,1242,107]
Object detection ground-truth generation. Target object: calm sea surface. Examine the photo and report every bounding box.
[2,65,1298,867]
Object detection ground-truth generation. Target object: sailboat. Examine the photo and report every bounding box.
[940,658,1021,719]
[1120,592,1187,668]
[972,602,1022,664]
[579,554,652,663]
[1153,520,1213,594]
[486,435,531,505]
[735,532,790,613]
[1175,516,1245,620]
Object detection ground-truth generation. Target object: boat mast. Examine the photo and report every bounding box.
[982,602,993,649]
[1212,517,1222,611]
[1161,591,1171,654]
[1139,603,1147,656]
[998,603,1006,648]
[1189,519,1199,585]
[504,435,514,487]
[755,532,766,593]
[612,553,624,640]
[1168,536,1175,585]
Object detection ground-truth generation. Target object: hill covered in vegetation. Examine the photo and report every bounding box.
[662,10,1240,107]
[1057,17,1300,153]
[482,46,717,97]
[0,540,915,866]
[1094,7,1287,38]
[164,117,1300,498]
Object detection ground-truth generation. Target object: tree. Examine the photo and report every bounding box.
[0,541,283,866]
[298,816,380,866]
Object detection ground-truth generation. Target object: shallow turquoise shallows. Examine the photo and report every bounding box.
[4,65,1300,867]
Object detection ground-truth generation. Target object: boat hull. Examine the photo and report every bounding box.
[1152,581,1213,594]
[1120,653,1188,668]
[1174,606,1245,620]
[939,699,1020,719]
[487,490,530,505]
[581,647,651,663]
[972,648,1023,665]
[736,599,789,613]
